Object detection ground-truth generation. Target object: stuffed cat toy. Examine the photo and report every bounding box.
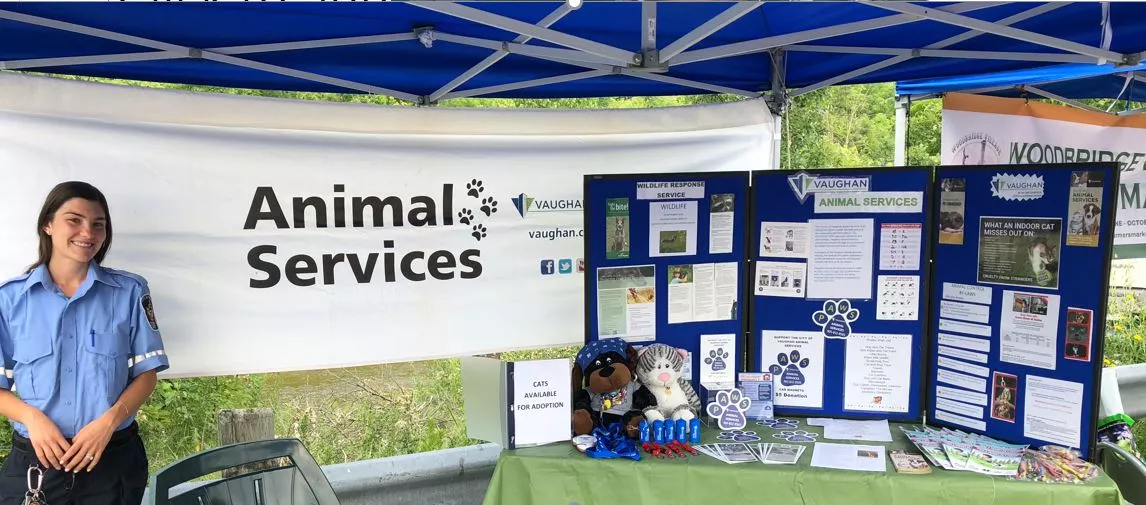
[634,343,701,423]
[571,338,657,438]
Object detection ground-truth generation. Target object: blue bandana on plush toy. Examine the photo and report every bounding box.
[576,338,635,414]
[576,338,629,372]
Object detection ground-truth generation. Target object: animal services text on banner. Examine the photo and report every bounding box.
[0,73,774,377]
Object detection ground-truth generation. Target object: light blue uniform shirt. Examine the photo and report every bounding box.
[0,263,170,438]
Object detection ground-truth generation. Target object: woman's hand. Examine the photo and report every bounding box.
[60,413,116,472]
[22,408,71,470]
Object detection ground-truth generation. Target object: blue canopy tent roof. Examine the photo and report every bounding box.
[1,1,1145,106]
[896,62,1146,112]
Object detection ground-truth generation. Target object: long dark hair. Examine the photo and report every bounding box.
[26,182,113,273]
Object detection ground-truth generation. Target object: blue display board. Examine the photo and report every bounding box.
[584,171,750,396]
[927,163,1118,459]
[748,167,933,422]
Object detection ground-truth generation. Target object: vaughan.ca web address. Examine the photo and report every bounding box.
[528,227,584,240]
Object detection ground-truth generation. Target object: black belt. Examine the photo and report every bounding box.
[11,421,138,452]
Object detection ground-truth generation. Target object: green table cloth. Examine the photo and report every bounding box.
[482,419,1123,505]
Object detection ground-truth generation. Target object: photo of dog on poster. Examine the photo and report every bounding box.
[1067,170,1104,247]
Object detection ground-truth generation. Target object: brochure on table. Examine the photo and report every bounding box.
[749,167,933,423]
[583,171,750,397]
[926,163,1118,459]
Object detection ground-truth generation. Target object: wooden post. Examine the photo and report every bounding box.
[217,408,280,478]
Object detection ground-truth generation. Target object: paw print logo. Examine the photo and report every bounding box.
[717,430,760,442]
[480,197,498,216]
[471,224,487,241]
[466,179,485,198]
[457,208,474,225]
[812,299,860,339]
[704,348,729,372]
[768,351,810,387]
[773,430,818,443]
[756,418,799,430]
[706,389,751,431]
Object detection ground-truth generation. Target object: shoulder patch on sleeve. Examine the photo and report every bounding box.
[140,294,159,331]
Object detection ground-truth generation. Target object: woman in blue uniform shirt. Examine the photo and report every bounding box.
[0,182,169,504]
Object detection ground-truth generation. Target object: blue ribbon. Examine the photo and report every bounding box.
[584,422,641,461]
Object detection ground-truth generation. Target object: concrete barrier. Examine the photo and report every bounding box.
[324,443,502,505]
[150,442,503,505]
[1115,363,1146,420]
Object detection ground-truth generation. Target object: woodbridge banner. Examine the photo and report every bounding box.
[942,93,1146,255]
[0,74,774,377]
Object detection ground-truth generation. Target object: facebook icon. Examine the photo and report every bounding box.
[540,259,555,275]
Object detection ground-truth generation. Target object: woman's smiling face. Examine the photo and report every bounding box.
[45,197,108,266]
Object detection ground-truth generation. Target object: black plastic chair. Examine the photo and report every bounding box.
[1096,441,1146,505]
[147,438,341,505]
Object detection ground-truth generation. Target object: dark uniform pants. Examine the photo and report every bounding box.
[0,423,147,505]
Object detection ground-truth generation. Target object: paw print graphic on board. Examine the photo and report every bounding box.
[480,197,498,216]
[706,389,751,431]
[471,224,487,241]
[705,348,729,372]
[756,418,800,430]
[457,209,474,225]
[466,179,485,198]
[812,299,860,339]
[773,430,819,443]
[769,351,810,387]
[717,430,761,443]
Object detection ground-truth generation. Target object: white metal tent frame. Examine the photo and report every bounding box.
[0,1,1139,169]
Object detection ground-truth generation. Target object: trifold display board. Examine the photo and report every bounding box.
[927,163,1118,459]
[583,163,1117,459]
[583,172,750,397]
[749,167,933,423]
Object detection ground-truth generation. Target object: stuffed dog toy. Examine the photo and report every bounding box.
[571,337,656,438]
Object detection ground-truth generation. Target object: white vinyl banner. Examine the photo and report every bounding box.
[942,93,1146,247]
[0,74,773,377]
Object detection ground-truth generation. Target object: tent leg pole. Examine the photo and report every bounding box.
[767,48,788,171]
[894,95,908,166]
[772,113,783,171]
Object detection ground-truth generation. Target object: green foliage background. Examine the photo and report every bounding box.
[3,74,1144,471]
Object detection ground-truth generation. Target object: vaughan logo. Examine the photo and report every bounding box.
[990,173,1045,201]
[242,178,499,288]
[787,172,871,204]
[511,193,583,217]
